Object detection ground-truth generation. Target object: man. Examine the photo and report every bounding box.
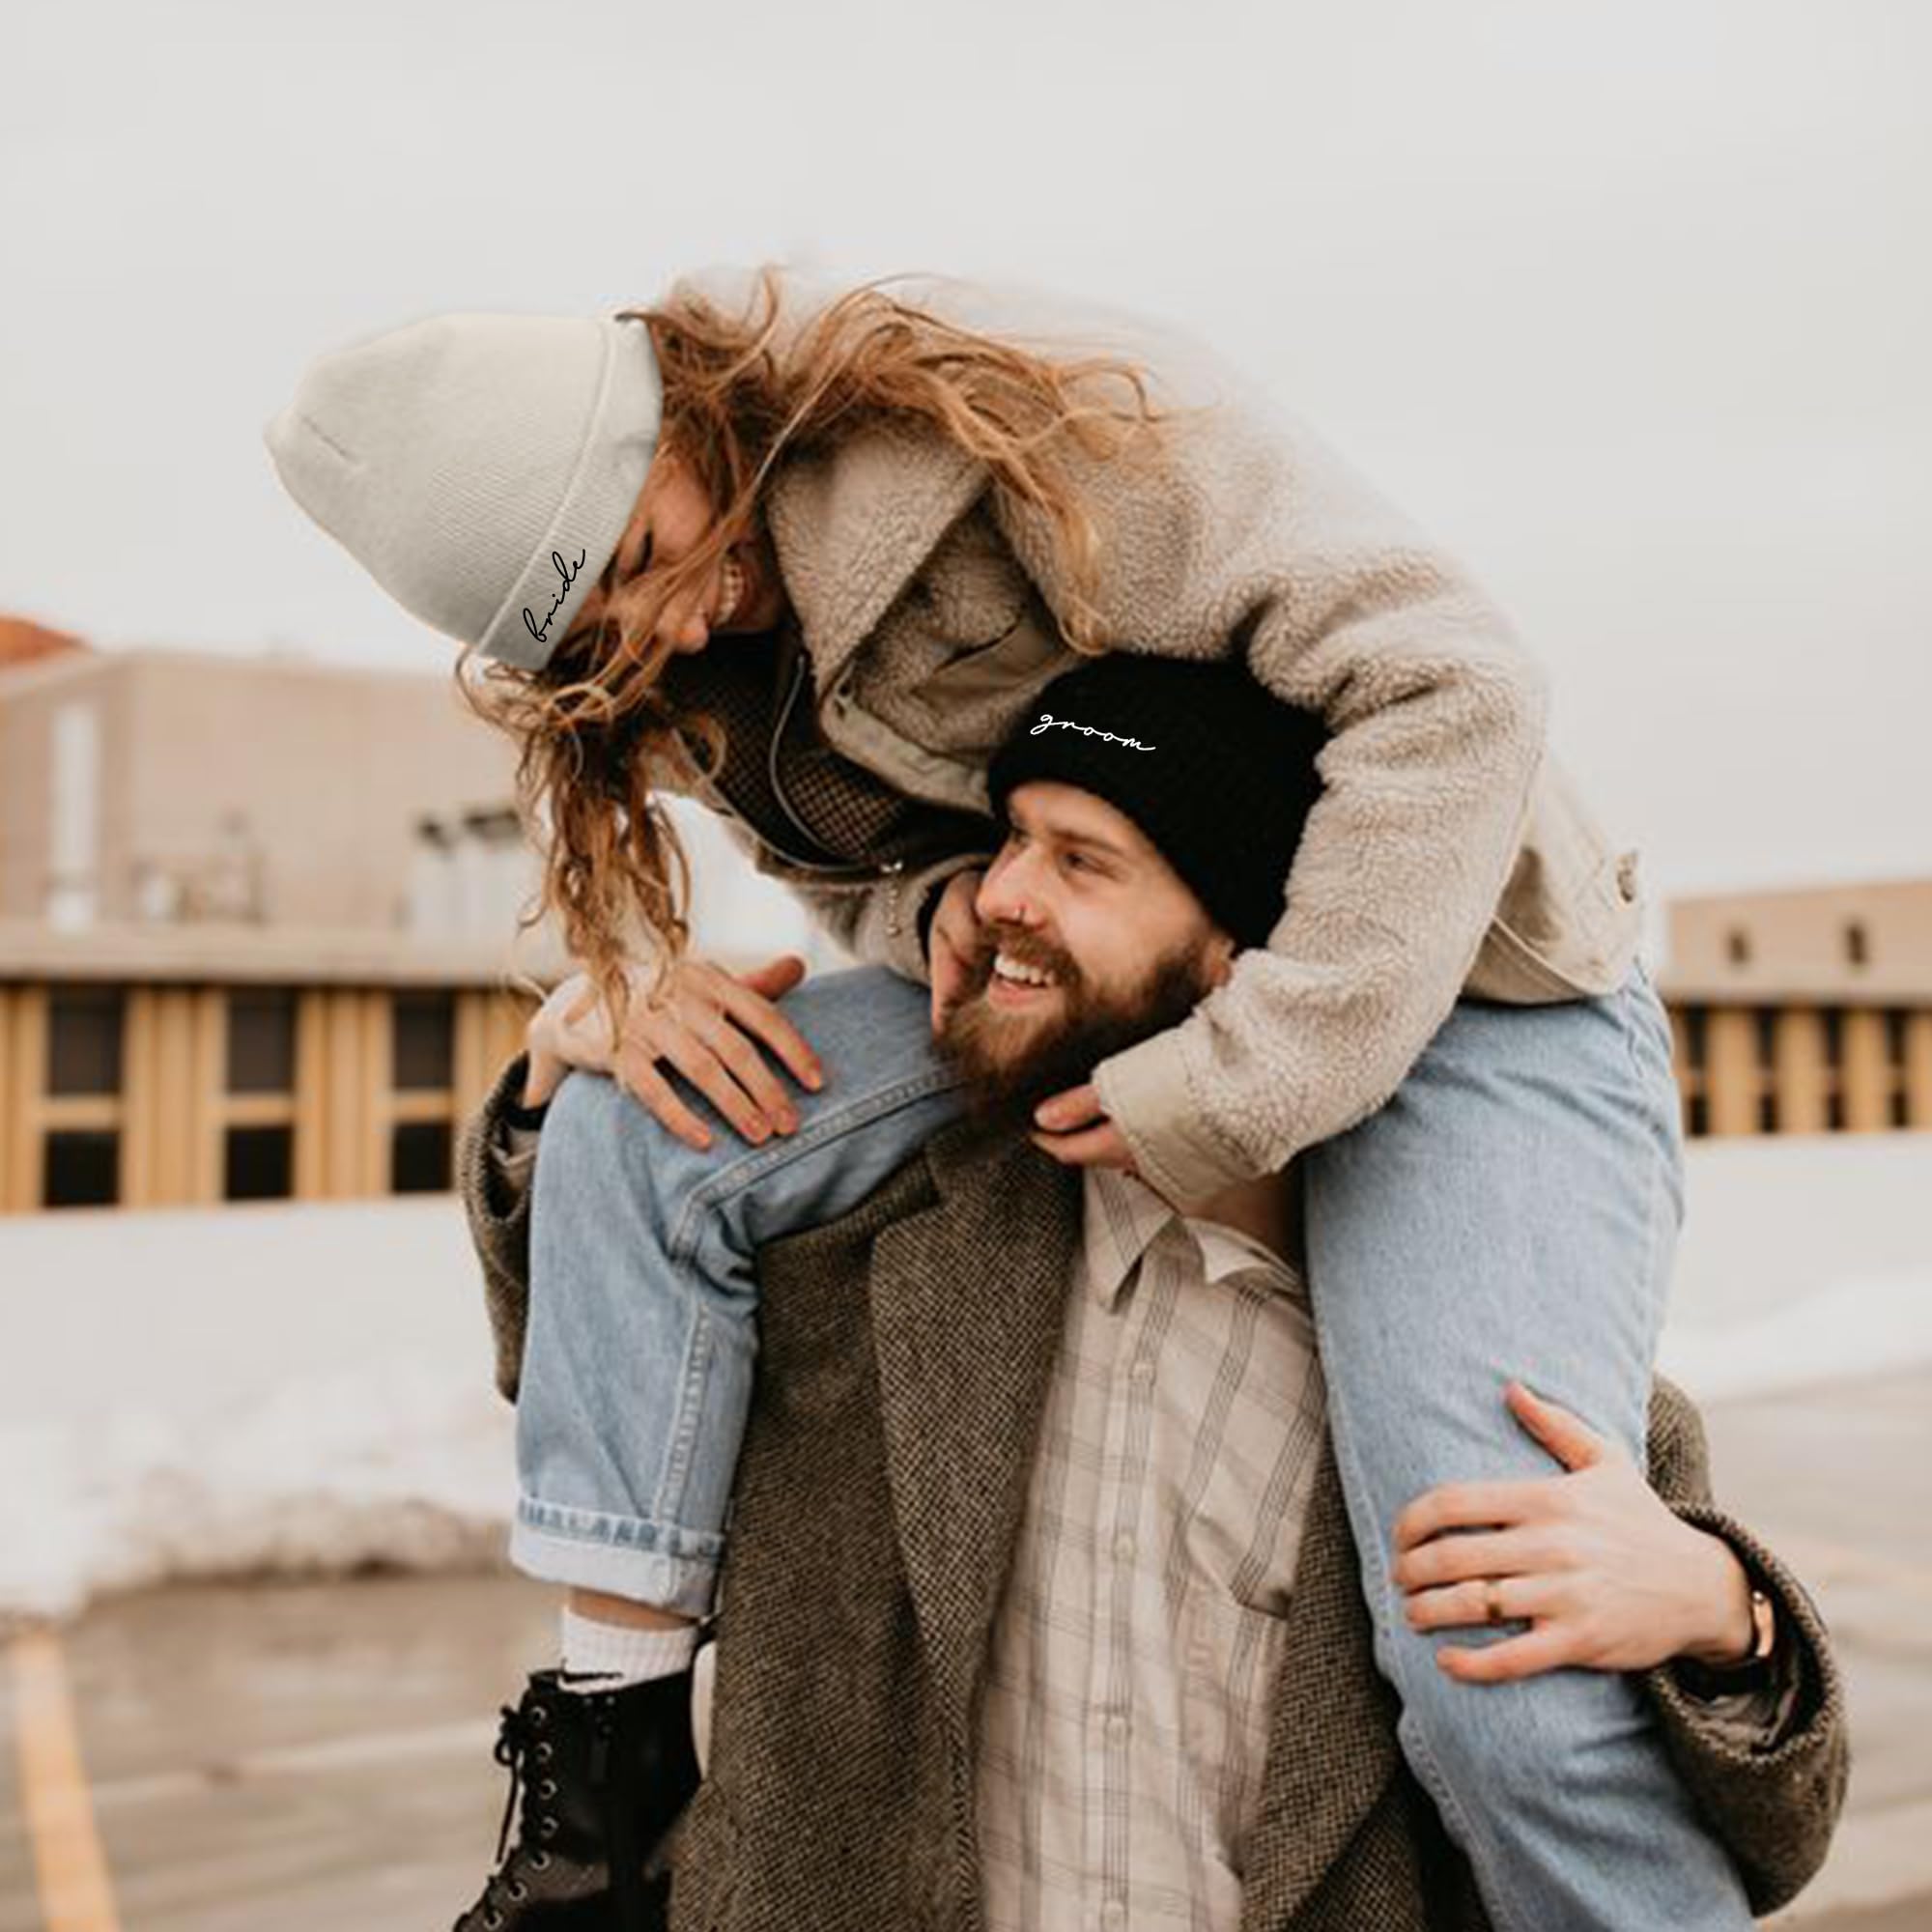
[459,660,1844,1930]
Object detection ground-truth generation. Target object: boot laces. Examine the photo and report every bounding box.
[454,1697,557,1930]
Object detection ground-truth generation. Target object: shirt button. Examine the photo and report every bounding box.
[1112,1531,1136,1562]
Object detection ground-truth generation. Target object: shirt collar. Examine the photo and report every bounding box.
[1079,1167,1303,1314]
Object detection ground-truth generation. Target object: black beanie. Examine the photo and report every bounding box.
[985,655,1326,950]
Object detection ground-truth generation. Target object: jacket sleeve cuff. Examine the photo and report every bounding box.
[1091,1027,1258,1206]
[1641,1502,1849,1917]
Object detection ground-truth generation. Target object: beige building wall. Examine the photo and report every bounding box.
[0,649,517,929]
[1661,878,1932,1141]
[1668,878,1932,1003]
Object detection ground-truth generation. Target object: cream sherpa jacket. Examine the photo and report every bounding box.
[663,271,1642,1203]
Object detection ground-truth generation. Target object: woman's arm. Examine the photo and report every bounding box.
[991,371,1548,1203]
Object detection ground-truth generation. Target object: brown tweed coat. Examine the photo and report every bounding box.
[458,1080,1847,1932]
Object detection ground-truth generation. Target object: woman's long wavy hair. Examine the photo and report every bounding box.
[462,268,1170,1040]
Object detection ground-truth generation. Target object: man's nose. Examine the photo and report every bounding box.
[977,851,1044,926]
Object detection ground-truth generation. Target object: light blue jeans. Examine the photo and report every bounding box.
[513,960,1753,1930]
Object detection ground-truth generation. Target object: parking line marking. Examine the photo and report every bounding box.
[11,1631,122,1932]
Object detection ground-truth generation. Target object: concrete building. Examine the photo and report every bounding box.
[0,645,526,934]
[0,634,839,1214]
[0,923,540,1210]
[1659,879,1932,1139]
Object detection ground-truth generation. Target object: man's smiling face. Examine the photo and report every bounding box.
[937,780,1234,1117]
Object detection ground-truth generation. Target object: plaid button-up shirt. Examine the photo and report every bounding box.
[975,1165,1327,1932]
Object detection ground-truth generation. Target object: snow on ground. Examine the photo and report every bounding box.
[2,1133,1929,1624]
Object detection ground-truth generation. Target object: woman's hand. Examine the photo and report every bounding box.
[1028,1086,1141,1177]
[524,953,824,1152]
[927,867,987,1034]
[1391,1382,1759,1684]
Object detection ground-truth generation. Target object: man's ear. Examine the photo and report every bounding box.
[1203,927,1237,988]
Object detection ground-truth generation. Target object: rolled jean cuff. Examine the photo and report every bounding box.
[510,1494,724,1618]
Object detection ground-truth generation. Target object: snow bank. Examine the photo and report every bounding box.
[3,1134,1929,1623]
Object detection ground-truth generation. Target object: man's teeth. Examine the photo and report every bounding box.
[717,554,745,621]
[993,952,1053,987]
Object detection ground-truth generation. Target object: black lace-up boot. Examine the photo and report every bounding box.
[452,1667,702,1932]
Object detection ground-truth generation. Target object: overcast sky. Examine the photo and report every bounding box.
[2,0,1925,907]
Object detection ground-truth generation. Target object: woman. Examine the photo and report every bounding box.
[265,270,1770,1932]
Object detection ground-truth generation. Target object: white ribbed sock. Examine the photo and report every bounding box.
[557,1605,698,1691]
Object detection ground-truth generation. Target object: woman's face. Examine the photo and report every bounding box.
[612,448,788,655]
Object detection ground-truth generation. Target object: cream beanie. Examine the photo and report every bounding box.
[263,311,662,670]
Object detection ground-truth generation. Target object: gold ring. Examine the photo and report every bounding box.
[1483,1579,1505,1627]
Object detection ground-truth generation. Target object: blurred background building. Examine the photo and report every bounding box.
[4,614,1929,1215]
[1659,880,1932,1139]
[0,619,841,1213]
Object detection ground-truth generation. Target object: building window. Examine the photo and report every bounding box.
[227,989,298,1094]
[1682,1006,1709,1075]
[392,991,456,1092]
[47,988,125,1095]
[43,1129,120,1208]
[391,1120,453,1193]
[1822,1007,1846,1131]
[1844,922,1869,968]
[1726,927,1751,967]
[1687,1094,1710,1139]
[225,1125,294,1202]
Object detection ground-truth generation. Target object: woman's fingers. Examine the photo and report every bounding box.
[713,968,823,1093]
[1392,1477,1555,1552]
[1033,1083,1106,1133]
[642,1014,789,1147]
[927,869,987,1033]
[614,1053,716,1152]
[1391,1526,1554,1594]
[690,1007,802,1134]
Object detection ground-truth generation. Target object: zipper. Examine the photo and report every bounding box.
[767,647,855,866]
[671,702,887,890]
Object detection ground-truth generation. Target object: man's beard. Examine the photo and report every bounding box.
[935,923,1215,1136]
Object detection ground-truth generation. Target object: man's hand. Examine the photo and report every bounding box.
[1029,1083,1141,1178]
[926,867,987,1034]
[524,954,823,1151]
[1391,1382,1760,1683]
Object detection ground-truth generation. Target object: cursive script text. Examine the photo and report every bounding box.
[523,547,589,646]
[1029,712,1155,750]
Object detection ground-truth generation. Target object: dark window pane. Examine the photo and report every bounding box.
[48,989,125,1095]
[392,992,456,1092]
[1757,1093,1779,1134]
[1687,1094,1709,1139]
[1683,1008,1708,1071]
[1753,1009,1777,1069]
[1884,1009,1909,1068]
[1826,1091,1846,1132]
[1890,1089,1910,1130]
[1725,928,1751,966]
[1822,1009,1844,1066]
[225,1125,294,1201]
[227,990,298,1094]
[391,1121,452,1193]
[1845,922,1869,967]
[43,1130,120,1208]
